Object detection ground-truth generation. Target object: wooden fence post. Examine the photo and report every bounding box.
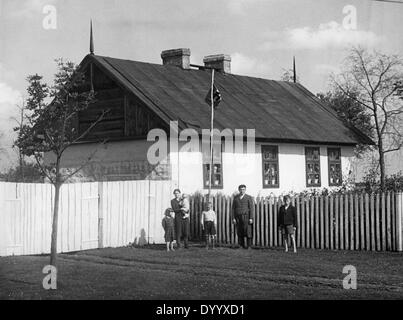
[264,200,269,247]
[397,193,403,252]
[98,181,104,249]
[324,196,329,249]
[319,196,324,249]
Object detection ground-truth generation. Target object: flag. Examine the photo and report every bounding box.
[205,85,222,108]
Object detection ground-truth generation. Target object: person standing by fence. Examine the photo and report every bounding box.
[162,208,175,252]
[171,189,183,249]
[201,201,217,250]
[232,185,254,249]
[277,195,297,253]
[171,189,190,249]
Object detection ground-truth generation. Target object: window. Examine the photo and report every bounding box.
[203,163,223,189]
[262,145,279,188]
[305,147,321,187]
[203,144,223,189]
[328,148,342,186]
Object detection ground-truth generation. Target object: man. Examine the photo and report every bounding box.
[171,189,190,249]
[232,185,254,249]
[277,195,297,253]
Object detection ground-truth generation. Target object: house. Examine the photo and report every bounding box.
[53,47,373,196]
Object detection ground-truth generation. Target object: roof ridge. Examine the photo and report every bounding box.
[95,54,286,83]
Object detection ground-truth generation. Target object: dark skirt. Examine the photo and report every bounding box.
[204,221,216,236]
[164,227,175,242]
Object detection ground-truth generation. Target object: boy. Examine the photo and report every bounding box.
[201,202,217,249]
[277,195,297,253]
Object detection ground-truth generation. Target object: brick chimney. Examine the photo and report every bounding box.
[203,54,231,73]
[161,48,191,69]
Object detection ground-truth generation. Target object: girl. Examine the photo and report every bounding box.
[162,208,175,251]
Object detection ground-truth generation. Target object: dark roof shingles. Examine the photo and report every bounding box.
[90,55,371,145]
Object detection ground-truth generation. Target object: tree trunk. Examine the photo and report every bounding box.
[19,152,24,182]
[378,142,386,191]
[50,181,61,267]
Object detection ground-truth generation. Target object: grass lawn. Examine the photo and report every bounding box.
[1,244,402,300]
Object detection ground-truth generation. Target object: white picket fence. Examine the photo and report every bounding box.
[0,180,175,257]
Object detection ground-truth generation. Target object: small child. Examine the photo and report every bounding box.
[201,202,217,249]
[162,208,175,252]
[180,193,190,219]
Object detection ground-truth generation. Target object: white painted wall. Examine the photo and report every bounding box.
[173,142,355,197]
[54,139,355,197]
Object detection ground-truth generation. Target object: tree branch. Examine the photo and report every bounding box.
[61,109,109,154]
[33,152,55,185]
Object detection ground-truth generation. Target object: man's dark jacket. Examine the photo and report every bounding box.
[232,194,255,240]
[232,194,255,220]
[277,205,298,227]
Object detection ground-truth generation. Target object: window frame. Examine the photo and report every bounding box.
[203,144,224,190]
[261,145,280,189]
[305,146,321,188]
[327,147,342,187]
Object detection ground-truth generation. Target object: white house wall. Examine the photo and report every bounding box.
[53,139,354,196]
[173,142,355,197]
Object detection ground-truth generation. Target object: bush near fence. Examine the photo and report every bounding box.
[189,193,403,252]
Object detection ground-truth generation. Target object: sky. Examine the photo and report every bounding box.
[0,0,403,170]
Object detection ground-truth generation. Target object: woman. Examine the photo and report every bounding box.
[170,189,190,249]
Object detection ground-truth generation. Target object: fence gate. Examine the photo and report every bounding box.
[57,182,99,253]
[80,183,99,250]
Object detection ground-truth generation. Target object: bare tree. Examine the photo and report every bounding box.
[333,47,403,190]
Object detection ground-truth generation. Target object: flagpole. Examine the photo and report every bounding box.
[208,68,215,200]
[90,20,94,93]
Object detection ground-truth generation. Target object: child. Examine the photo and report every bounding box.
[277,195,297,253]
[162,208,175,252]
[201,202,217,249]
[178,193,191,249]
[180,193,190,219]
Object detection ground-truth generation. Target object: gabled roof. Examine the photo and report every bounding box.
[81,54,373,146]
